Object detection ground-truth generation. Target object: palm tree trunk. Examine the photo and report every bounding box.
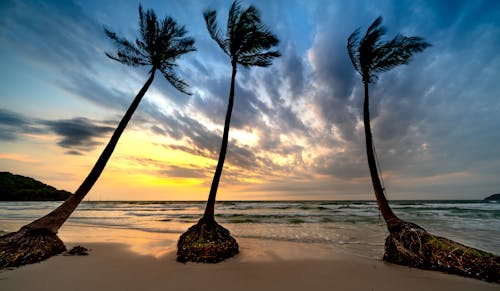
[203,63,237,222]
[23,70,156,233]
[363,82,402,233]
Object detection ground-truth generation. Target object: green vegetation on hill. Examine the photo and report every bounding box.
[0,172,72,201]
[484,193,500,201]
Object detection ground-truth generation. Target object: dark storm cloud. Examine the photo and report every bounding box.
[0,108,29,127]
[44,118,115,151]
[0,108,116,154]
[0,108,46,141]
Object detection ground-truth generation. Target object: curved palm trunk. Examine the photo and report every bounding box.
[202,63,237,222]
[363,82,403,233]
[23,70,156,233]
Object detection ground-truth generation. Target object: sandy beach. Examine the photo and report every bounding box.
[0,223,497,291]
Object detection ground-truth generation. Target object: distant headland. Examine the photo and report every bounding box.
[484,193,500,201]
[0,172,72,201]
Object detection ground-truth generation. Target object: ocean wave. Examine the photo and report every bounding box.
[1,200,498,254]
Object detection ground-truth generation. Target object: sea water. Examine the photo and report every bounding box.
[0,200,498,258]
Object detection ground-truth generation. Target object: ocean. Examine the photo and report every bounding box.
[1,200,499,258]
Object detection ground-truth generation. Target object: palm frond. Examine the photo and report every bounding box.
[367,16,383,36]
[362,18,385,50]
[232,5,260,54]
[170,38,197,57]
[139,7,160,58]
[138,5,146,41]
[203,0,280,68]
[203,9,228,55]
[238,50,281,67]
[134,39,149,59]
[347,28,361,75]
[372,34,431,73]
[104,52,148,67]
[358,19,386,74]
[160,67,192,95]
[106,5,195,95]
[104,28,149,66]
[236,5,279,57]
[156,17,196,62]
[347,16,430,83]
[227,1,243,55]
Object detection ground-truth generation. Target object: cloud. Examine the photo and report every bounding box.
[157,111,265,176]
[0,109,116,155]
[66,150,84,156]
[160,164,208,179]
[0,108,46,141]
[43,117,115,154]
[1,0,500,198]
[2,0,305,174]
[134,158,211,179]
[60,73,132,111]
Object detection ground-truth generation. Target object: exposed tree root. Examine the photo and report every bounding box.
[384,222,499,283]
[177,218,239,263]
[64,245,89,256]
[0,228,66,269]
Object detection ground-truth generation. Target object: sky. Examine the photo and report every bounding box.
[0,0,499,201]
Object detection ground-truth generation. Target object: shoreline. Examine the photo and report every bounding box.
[2,200,498,256]
[1,214,498,290]
[1,237,498,290]
[1,218,389,259]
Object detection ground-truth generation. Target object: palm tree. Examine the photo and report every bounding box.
[0,5,195,269]
[347,16,430,233]
[177,0,280,263]
[347,17,499,283]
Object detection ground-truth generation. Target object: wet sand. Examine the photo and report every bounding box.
[0,230,497,291]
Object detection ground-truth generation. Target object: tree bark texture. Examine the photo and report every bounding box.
[363,82,402,233]
[203,64,237,221]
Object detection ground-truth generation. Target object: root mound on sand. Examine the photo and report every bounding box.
[384,223,499,283]
[0,228,66,269]
[177,219,238,263]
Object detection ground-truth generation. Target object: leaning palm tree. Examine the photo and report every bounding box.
[0,5,195,269]
[348,16,430,234]
[348,16,498,283]
[177,1,280,263]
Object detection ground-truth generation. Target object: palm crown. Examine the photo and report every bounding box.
[348,16,431,84]
[105,5,196,94]
[204,1,281,67]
